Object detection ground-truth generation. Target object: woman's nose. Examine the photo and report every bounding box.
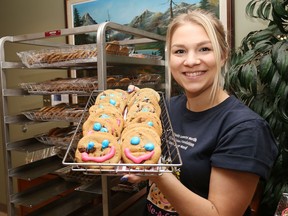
[183,53,201,66]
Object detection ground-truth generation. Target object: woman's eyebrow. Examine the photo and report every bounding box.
[171,41,212,47]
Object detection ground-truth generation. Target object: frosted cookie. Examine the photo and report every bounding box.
[126,101,161,121]
[121,126,161,169]
[114,88,129,99]
[128,88,160,105]
[138,88,161,101]
[95,89,128,112]
[75,133,121,169]
[125,112,162,136]
[127,90,160,112]
[121,125,161,143]
[82,110,124,138]
[89,103,123,116]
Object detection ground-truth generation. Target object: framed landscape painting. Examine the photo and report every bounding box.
[65,0,234,47]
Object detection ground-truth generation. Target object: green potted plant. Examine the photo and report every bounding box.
[225,0,288,215]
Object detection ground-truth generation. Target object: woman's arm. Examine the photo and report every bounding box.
[126,167,259,216]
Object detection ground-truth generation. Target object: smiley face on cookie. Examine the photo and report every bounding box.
[75,133,121,169]
[121,127,161,169]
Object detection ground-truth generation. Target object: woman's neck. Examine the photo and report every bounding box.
[186,89,229,112]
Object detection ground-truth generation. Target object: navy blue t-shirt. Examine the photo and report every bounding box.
[144,94,278,216]
[169,94,278,198]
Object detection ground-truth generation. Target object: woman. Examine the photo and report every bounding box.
[123,9,278,216]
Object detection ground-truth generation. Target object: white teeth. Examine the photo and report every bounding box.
[185,71,203,77]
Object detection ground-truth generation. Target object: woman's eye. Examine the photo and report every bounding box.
[174,49,185,54]
[200,47,211,52]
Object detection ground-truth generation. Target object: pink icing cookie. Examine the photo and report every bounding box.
[75,133,121,169]
[120,126,161,169]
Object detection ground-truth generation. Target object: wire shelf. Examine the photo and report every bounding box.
[22,105,86,122]
[62,90,182,176]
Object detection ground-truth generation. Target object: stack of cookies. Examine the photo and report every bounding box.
[121,88,162,169]
[75,87,163,170]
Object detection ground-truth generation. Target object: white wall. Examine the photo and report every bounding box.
[234,0,269,48]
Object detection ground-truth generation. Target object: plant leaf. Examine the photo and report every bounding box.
[253,40,273,53]
[259,54,273,82]
[263,2,272,19]
[249,29,273,45]
[237,50,255,65]
[239,63,258,95]
[272,41,285,63]
[270,71,281,93]
[276,81,288,100]
[245,0,258,18]
[276,52,288,80]
[257,1,269,20]
[271,0,288,19]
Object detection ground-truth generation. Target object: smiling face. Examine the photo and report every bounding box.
[170,22,218,98]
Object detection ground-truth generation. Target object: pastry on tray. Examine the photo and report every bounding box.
[74,87,164,171]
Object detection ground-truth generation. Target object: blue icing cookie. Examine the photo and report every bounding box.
[102,139,110,149]
[144,143,155,151]
[87,141,95,150]
[100,114,110,119]
[100,127,109,133]
[147,121,154,127]
[130,136,140,145]
[93,122,102,131]
[109,98,116,106]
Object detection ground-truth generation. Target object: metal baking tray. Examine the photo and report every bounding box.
[22,105,86,122]
[62,90,182,175]
[20,79,98,94]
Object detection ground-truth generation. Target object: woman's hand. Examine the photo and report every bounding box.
[120,174,149,184]
[127,84,139,93]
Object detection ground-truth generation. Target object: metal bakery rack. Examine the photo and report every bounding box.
[62,91,182,175]
[0,21,174,216]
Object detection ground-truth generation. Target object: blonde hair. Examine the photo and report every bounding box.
[166,9,229,101]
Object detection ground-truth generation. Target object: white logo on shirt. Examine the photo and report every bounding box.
[174,133,196,150]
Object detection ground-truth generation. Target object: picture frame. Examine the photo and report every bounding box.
[220,0,235,48]
[65,0,234,48]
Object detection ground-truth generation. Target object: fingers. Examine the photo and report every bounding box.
[127,85,139,93]
[120,175,129,183]
[120,174,147,184]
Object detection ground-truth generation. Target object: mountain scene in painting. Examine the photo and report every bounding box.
[73,0,219,44]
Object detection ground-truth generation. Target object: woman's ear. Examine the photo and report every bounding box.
[220,53,228,67]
